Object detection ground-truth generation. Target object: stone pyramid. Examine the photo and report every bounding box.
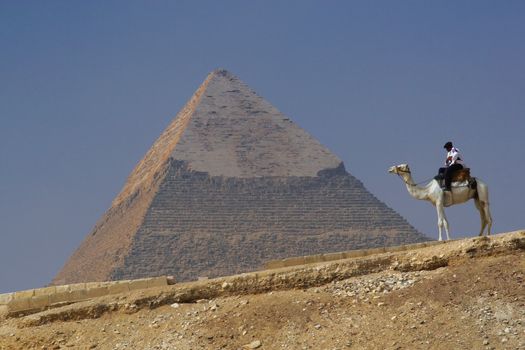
[53,69,428,285]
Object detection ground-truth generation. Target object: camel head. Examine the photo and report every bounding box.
[388,164,410,175]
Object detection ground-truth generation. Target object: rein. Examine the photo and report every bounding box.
[396,170,435,187]
[396,169,473,188]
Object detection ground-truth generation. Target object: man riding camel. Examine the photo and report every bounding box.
[438,141,465,191]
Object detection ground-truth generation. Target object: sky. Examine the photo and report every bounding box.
[1,1,524,293]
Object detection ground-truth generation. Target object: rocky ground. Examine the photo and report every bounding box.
[0,231,524,350]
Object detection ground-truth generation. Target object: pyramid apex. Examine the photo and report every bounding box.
[210,68,235,78]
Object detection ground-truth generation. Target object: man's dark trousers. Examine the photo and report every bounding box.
[441,164,463,190]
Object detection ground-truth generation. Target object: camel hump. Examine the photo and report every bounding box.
[452,168,471,182]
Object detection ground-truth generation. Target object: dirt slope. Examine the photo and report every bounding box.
[1,231,524,350]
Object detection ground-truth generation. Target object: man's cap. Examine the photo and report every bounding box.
[443,141,453,149]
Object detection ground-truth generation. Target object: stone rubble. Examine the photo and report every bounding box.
[321,270,432,300]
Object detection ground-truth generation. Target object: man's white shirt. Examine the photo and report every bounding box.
[446,147,465,167]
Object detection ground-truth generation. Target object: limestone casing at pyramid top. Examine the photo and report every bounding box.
[171,69,341,177]
[113,69,342,206]
[112,71,213,206]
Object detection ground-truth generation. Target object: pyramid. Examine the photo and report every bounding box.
[53,69,428,285]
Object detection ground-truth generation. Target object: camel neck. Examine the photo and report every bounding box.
[402,174,429,200]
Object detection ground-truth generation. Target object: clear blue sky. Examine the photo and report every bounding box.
[1,1,524,293]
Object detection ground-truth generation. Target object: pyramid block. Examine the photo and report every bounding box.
[53,69,427,285]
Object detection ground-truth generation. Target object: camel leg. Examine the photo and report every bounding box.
[474,197,487,236]
[477,184,493,236]
[482,201,492,235]
[437,220,442,241]
[436,202,450,241]
[443,212,450,240]
[436,204,442,241]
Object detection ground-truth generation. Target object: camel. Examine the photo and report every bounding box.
[388,164,492,241]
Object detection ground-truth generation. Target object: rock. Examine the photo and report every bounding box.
[170,303,180,308]
[483,339,489,345]
[244,340,262,349]
[315,324,322,329]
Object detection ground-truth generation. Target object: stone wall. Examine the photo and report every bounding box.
[0,277,168,316]
[264,240,445,269]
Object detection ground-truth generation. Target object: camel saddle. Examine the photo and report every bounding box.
[451,168,471,182]
[435,168,476,190]
[449,168,477,190]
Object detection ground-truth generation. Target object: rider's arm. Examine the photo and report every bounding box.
[449,148,460,165]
